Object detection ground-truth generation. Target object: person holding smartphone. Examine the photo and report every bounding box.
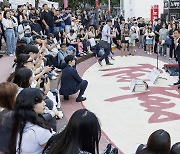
[18,19,33,44]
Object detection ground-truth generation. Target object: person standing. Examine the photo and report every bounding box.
[41,4,54,35]
[138,17,145,48]
[154,19,162,53]
[169,23,176,60]
[159,23,168,56]
[173,29,180,86]
[98,19,114,66]
[2,10,16,56]
[62,8,72,34]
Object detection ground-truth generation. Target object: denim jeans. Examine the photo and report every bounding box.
[5,29,16,55]
[54,26,64,32]
[65,25,71,34]
[45,27,54,35]
[159,44,167,56]
[21,36,33,44]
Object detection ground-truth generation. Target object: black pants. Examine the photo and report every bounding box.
[69,43,79,55]
[99,43,110,64]
[77,80,88,98]
[169,42,175,58]
[64,80,88,98]
[45,55,59,68]
[154,36,159,53]
[178,62,180,81]
[91,44,100,57]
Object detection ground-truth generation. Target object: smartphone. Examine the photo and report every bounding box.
[44,76,49,83]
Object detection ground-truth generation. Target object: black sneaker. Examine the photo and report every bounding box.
[110,148,118,154]
[104,143,112,154]
[98,59,102,66]
[106,62,113,65]
[174,81,180,85]
[76,97,86,102]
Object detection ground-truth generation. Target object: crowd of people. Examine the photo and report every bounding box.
[0,82,180,153]
[0,2,180,154]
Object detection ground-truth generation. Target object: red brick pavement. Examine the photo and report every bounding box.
[0,55,15,83]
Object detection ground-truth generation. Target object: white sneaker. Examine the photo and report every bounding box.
[56,111,63,119]
[51,76,57,80]
[9,54,14,57]
[51,70,59,76]
[54,72,59,76]
[54,68,62,72]
[169,58,172,60]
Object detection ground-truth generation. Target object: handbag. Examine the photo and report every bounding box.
[99,40,108,49]
[165,39,172,46]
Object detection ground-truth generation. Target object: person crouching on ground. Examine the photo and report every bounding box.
[59,55,88,102]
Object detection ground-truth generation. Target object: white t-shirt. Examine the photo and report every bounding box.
[131,26,140,37]
[16,122,53,154]
[67,33,77,43]
[18,24,31,40]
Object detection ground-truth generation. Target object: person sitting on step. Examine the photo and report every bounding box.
[59,55,88,102]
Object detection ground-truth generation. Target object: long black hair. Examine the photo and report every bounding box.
[9,88,51,154]
[138,129,171,154]
[44,109,101,154]
[13,67,32,88]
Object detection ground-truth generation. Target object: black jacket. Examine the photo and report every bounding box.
[60,65,82,95]
[175,39,180,62]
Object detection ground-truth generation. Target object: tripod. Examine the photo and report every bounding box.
[156,43,167,80]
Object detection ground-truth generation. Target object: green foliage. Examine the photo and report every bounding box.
[55,0,120,9]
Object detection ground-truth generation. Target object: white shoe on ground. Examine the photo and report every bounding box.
[51,76,57,80]
[9,54,14,57]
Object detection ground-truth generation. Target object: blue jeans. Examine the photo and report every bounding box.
[54,26,64,32]
[21,36,33,44]
[45,27,54,35]
[5,29,16,55]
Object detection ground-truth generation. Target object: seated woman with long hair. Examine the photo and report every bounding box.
[9,88,54,154]
[0,82,18,154]
[132,129,171,154]
[43,109,101,154]
[12,67,60,131]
